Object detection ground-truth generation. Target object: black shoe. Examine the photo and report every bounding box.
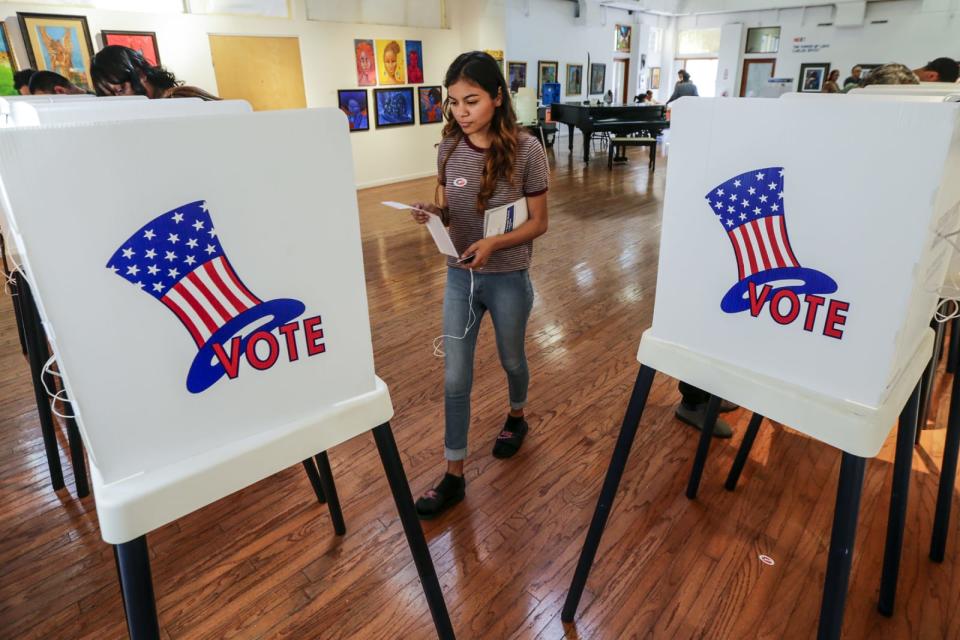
[719,400,738,413]
[492,415,528,459]
[415,473,465,520]
[675,404,733,438]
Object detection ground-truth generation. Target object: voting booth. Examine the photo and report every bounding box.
[0,105,453,639]
[563,96,960,640]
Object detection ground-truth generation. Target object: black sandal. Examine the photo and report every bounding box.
[492,416,528,459]
[415,473,465,520]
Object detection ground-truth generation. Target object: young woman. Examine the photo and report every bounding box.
[91,46,219,100]
[411,51,549,519]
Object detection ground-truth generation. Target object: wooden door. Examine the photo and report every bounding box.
[208,35,307,111]
[739,58,776,97]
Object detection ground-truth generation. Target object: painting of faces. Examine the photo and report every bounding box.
[338,89,369,132]
[376,39,405,85]
[374,87,414,127]
[405,40,423,84]
[354,39,376,87]
[418,86,443,124]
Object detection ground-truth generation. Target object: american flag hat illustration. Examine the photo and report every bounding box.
[106,200,305,393]
[705,166,837,313]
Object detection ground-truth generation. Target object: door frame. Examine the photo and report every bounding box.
[739,58,776,97]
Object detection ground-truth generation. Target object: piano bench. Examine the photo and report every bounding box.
[608,136,657,171]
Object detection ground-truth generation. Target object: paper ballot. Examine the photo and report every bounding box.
[382,201,459,257]
[483,198,528,238]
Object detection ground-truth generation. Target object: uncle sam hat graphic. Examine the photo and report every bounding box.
[704,166,838,313]
[106,200,305,393]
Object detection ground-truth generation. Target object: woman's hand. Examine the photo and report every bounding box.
[461,237,498,270]
[410,201,442,225]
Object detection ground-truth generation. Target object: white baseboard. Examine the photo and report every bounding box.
[356,170,438,191]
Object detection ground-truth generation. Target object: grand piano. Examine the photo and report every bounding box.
[550,103,669,163]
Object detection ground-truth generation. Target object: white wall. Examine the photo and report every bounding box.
[1,0,505,188]
[676,0,960,97]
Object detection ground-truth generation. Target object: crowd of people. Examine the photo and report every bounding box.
[11,45,218,100]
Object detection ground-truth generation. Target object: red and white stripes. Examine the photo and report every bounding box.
[160,256,262,346]
[726,215,799,280]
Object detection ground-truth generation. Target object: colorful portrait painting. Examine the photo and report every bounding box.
[338,89,369,132]
[418,86,443,124]
[374,87,414,127]
[508,61,526,93]
[376,39,406,85]
[566,64,582,96]
[102,31,160,66]
[18,13,95,91]
[405,40,424,84]
[354,39,376,87]
[615,24,632,53]
[0,24,17,97]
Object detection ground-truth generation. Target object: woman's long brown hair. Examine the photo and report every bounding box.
[438,51,520,213]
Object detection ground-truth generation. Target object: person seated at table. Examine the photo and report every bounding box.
[644,90,659,105]
[913,57,959,83]
[27,70,87,96]
[91,45,220,100]
[676,382,737,438]
[842,65,862,91]
[862,63,920,87]
[821,69,841,93]
[14,69,36,96]
[634,93,647,103]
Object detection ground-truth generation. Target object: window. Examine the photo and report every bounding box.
[745,27,781,54]
[677,28,721,57]
[679,58,719,98]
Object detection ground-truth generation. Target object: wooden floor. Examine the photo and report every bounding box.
[3,139,960,639]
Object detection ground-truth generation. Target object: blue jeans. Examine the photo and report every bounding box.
[443,267,534,461]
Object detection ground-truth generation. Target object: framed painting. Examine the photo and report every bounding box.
[798,62,830,92]
[537,60,557,98]
[353,39,376,87]
[508,61,526,93]
[405,40,424,84]
[589,62,606,95]
[0,23,18,97]
[373,87,414,128]
[102,30,161,66]
[615,24,632,53]
[375,39,405,85]
[650,67,661,90]
[18,13,95,91]
[418,86,443,124]
[337,89,369,132]
[484,49,505,78]
[565,63,582,96]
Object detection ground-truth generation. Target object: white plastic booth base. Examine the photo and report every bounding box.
[562,328,933,639]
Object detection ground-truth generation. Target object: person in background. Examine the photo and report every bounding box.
[27,70,86,95]
[634,93,647,103]
[645,89,659,104]
[843,65,862,91]
[822,69,841,93]
[862,63,921,86]
[913,57,959,83]
[667,69,698,104]
[91,45,219,100]
[604,89,614,105]
[13,69,36,95]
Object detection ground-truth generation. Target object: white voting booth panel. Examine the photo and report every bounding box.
[0,108,391,542]
[645,97,960,455]
[0,95,146,126]
[8,98,251,127]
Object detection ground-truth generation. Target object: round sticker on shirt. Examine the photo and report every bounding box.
[453,177,467,187]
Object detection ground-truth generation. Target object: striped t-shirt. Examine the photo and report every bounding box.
[438,132,549,273]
